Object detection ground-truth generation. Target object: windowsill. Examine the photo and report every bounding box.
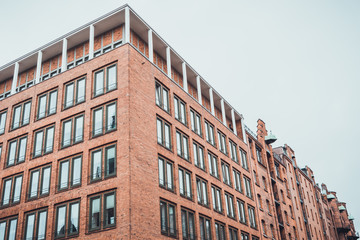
[177,154,190,163]
[214,209,224,216]
[194,165,207,173]
[180,194,194,202]
[86,225,116,235]
[89,174,117,185]
[157,143,173,153]
[9,122,30,132]
[259,208,264,212]
[32,150,54,160]
[62,100,85,112]
[156,104,171,116]
[175,118,188,129]
[242,166,250,173]
[263,234,268,238]
[191,130,203,139]
[35,112,57,122]
[91,128,117,140]
[159,185,176,194]
[0,201,20,209]
[56,184,82,194]
[5,160,25,169]
[92,88,118,100]
[198,202,210,209]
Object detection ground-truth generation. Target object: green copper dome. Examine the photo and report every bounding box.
[327,194,335,200]
[339,205,346,211]
[265,131,277,144]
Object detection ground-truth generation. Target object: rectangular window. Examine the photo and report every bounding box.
[229,227,239,240]
[11,100,31,130]
[244,176,252,199]
[233,169,242,193]
[190,109,202,136]
[176,131,189,160]
[217,131,227,155]
[61,114,84,148]
[181,208,195,240]
[160,200,176,237]
[221,161,231,186]
[208,152,219,178]
[92,101,117,136]
[205,121,215,146]
[157,117,171,150]
[215,222,226,240]
[193,142,205,171]
[158,157,174,191]
[93,64,117,97]
[199,215,212,240]
[196,177,209,207]
[174,96,187,125]
[248,205,257,229]
[225,193,235,219]
[255,146,263,164]
[240,148,248,170]
[229,140,238,163]
[211,185,223,213]
[155,81,170,112]
[179,167,192,199]
[89,191,116,231]
[64,77,85,109]
[33,125,55,157]
[37,89,57,119]
[0,216,17,240]
[6,135,27,167]
[237,199,247,224]
[241,232,250,240]
[0,110,7,134]
[58,155,82,190]
[55,200,80,238]
[1,174,23,206]
[90,144,116,182]
[24,209,48,240]
[28,165,51,199]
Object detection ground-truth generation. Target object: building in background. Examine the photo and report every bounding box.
[0,4,357,240]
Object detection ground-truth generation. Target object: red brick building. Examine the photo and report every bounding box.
[0,4,357,240]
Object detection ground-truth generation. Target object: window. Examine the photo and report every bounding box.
[174,96,187,125]
[181,208,195,240]
[37,89,57,119]
[241,232,249,240]
[58,155,82,190]
[244,176,252,198]
[252,237,259,240]
[240,148,248,170]
[196,177,209,207]
[89,191,116,231]
[179,167,192,199]
[257,195,263,210]
[24,209,48,240]
[208,152,219,178]
[0,216,17,240]
[158,157,174,191]
[1,174,22,206]
[157,117,171,150]
[270,224,275,239]
[6,135,27,167]
[248,205,257,229]
[61,114,84,148]
[284,211,289,224]
[0,110,7,134]
[176,131,189,160]
[55,200,80,238]
[215,222,226,240]
[217,131,227,154]
[262,176,267,191]
[193,142,205,170]
[253,171,258,185]
[28,165,51,199]
[33,125,55,157]
[190,109,202,136]
[229,140,238,163]
[160,200,176,237]
[11,100,31,130]
[93,64,117,97]
[255,146,263,164]
[225,193,235,219]
[211,185,222,213]
[199,215,211,240]
[233,169,242,193]
[261,220,267,236]
[92,101,117,136]
[155,81,169,112]
[237,199,247,224]
[90,144,116,182]
[275,163,280,178]
[0,145,2,161]
[229,227,239,240]
[205,121,215,146]
[221,161,231,186]
[290,205,294,219]
[266,200,271,214]
[64,77,85,109]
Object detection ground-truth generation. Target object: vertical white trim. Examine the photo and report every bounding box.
[11,62,19,95]
[61,38,68,72]
[241,116,247,144]
[221,99,226,125]
[148,29,153,63]
[209,88,215,116]
[231,109,237,135]
[197,76,202,105]
[166,46,171,77]
[35,51,42,84]
[182,62,188,92]
[125,7,130,43]
[89,24,95,60]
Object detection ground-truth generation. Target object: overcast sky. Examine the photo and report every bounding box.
[1,0,359,232]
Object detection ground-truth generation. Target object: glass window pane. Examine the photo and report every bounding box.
[41,167,51,195]
[22,102,31,125]
[160,202,167,232]
[30,171,40,198]
[92,150,102,180]
[18,137,27,163]
[2,179,12,205]
[74,116,84,143]
[181,211,187,238]
[13,176,23,203]
[105,194,115,226]
[106,103,116,131]
[65,83,74,108]
[169,205,175,235]
[62,120,72,147]
[105,146,115,176]
[93,108,103,136]
[72,157,81,186]
[37,211,47,240]
[48,90,57,115]
[174,98,179,119]
[34,131,43,157]
[12,106,21,129]
[162,89,169,111]
[56,206,66,236]
[7,141,17,166]
[76,78,85,103]
[164,124,171,149]
[158,158,165,186]
[94,70,104,96]
[38,95,47,119]
[183,136,189,159]
[59,161,69,189]
[155,83,161,106]
[91,197,100,229]
[166,162,173,189]
[185,173,191,198]
[25,214,35,240]
[179,169,184,195]
[8,219,17,240]
[176,132,181,156]
[69,203,79,234]
[0,222,6,240]
[45,127,54,153]
[157,119,162,144]
[107,65,117,91]
[0,112,6,134]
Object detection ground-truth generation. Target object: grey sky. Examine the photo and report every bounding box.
[1,0,359,231]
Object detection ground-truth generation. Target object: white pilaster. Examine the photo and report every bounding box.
[182,62,188,92]
[10,62,19,95]
[209,88,215,116]
[148,29,153,63]
[241,116,247,144]
[231,109,237,135]
[89,24,95,60]
[35,50,42,84]
[221,99,226,125]
[61,38,68,72]
[125,7,130,43]
[197,76,202,104]
[166,46,171,77]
